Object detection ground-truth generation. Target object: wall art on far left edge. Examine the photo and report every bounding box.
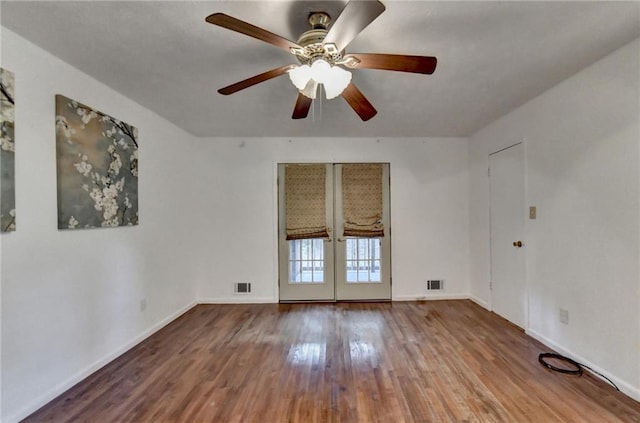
[55,94,139,230]
[1,68,16,232]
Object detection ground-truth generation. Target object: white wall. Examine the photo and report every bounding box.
[468,38,640,399]
[190,137,470,303]
[1,28,200,422]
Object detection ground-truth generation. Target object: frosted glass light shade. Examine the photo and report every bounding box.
[321,65,351,99]
[288,64,312,90]
[288,59,352,100]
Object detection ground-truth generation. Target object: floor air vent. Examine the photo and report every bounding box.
[234,282,251,294]
[427,280,443,291]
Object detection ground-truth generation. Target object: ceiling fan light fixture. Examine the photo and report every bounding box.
[288,59,352,100]
[207,0,435,120]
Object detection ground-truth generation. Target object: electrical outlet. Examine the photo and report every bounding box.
[140,298,147,312]
[559,308,569,324]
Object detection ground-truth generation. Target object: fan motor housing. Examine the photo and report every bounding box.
[292,12,343,65]
[297,29,327,49]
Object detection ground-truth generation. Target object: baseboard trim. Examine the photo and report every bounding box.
[202,295,473,304]
[392,293,469,301]
[468,295,489,310]
[526,328,640,402]
[6,300,197,423]
[198,296,278,304]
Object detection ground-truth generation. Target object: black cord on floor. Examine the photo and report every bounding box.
[538,352,620,391]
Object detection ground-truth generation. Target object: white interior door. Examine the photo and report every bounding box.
[489,143,526,328]
[278,163,391,302]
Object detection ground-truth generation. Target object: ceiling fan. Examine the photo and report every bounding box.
[205,0,437,121]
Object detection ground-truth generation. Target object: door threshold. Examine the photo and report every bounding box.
[279,300,336,304]
[337,299,391,303]
[279,299,391,304]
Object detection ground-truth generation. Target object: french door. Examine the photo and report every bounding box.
[278,163,391,301]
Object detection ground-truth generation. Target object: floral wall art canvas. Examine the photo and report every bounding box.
[55,95,138,229]
[1,68,16,232]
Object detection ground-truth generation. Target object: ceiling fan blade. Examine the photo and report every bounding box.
[343,53,437,74]
[323,0,385,52]
[218,65,293,95]
[341,82,377,121]
[292,93,313,119]
[205,13,301,52]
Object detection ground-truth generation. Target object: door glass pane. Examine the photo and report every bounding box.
[345,238,381,283]
[289,239,324,283]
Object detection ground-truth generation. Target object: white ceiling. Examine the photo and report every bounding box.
[2,1,639,138]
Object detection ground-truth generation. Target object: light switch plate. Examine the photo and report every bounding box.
[559,308,569,324]
[529,206,537,219]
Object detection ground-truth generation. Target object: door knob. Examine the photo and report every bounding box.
[513,241,523,248]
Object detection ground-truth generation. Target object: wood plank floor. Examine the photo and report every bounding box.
[23,300,640,422]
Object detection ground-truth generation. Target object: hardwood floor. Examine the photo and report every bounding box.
[23,301,640,422]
